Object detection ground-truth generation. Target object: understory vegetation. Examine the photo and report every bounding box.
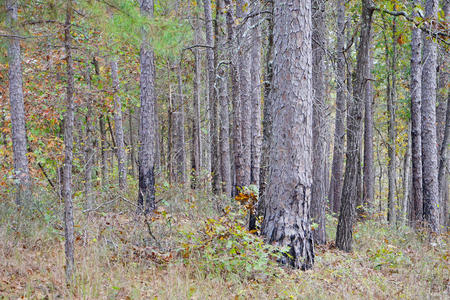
[0,182,448,299]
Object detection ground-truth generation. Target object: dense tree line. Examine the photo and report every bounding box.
[1,0,448,282]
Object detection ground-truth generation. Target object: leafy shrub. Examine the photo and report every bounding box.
[179,205,287,281]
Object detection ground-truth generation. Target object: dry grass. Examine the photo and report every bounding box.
[0,188,448,299]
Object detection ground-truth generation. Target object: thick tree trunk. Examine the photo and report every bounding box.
[110,59,127,190]
[421,0,440,233]
[363,47,374,213]
[311,0,327,244]
[63,0,75,281]
[410,0,424,228]
[6,0,31,205]
[329,0,346,215]
[261,0,314,270]
[258,3,274,220]
[203,0,220,193]
[138,0,157,213]
[237,0,252,189]
[336,0,374,252]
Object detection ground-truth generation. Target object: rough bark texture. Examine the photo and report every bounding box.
[250,1,262,188]
[257,3,274,221]
[192,15,202,187]
[438,92,449,230]
[329,0,346,214]
[410,0,424,227]
[421,0,440,233]
[203,0,220,193]
[311,0,327,244]
[385,17,397,225]
[63,0,75,281]
[138,0,156,213]
[261,0,314,270]
[128,107,136,177]
[6,0,31,205]
[336,0,374,252]
[237,0,252,189]
[111,59,127,190]
[437,2,449,231]
[217,1,231,197]
[363,46,374,212]
[225,0,243,195]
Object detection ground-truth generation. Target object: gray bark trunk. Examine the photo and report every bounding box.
[402,126,412,225]
[6,0,31,205]
[363,46,374,212]
[138,0,157,213]
[437,2,449,231]
[203,0,220,193]
[410,0,424,227]
[192,14,202,187]
[225,0,243,195]
[329,0,346,214]
[237,0,252,189]
[111,59,127,190]
[258,3,274,221]
[250,1,262,188]
[128,107,136,177]
[421,0,440,233]
[261,0,314,270]
[63,0,75,281]
[336,0,374,252]
[84,61,94,210]
[311,0,327,244]
[216,0,231,197]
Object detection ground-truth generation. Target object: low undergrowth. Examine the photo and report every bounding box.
[0,186,448,299]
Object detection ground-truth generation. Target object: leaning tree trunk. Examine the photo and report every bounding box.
[421,0,440,233]
[261,0,314,270]
[203,0,220,193]
[110,59,127,190]
[329,0,346,214]
[6,0,31,205]
[138,0,157,213]
[410,0,424,228]
[237,0,252,190]
[336,0,374,252]
[63,0,75,281]
[311,0,327,245]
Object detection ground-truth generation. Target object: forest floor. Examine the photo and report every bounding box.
[0,185,448,299]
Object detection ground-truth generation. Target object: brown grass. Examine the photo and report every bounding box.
[0,188,448,299]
